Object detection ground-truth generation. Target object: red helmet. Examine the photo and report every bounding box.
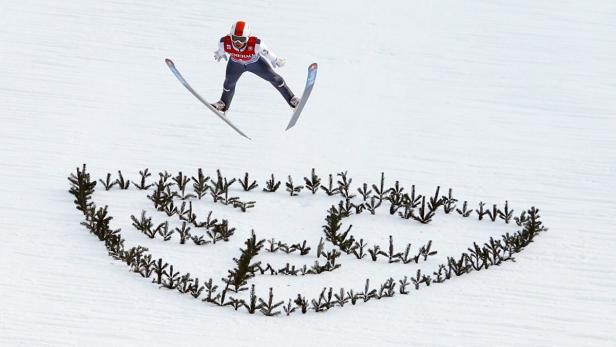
[230,21,251,48]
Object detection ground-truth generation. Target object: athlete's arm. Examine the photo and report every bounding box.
[256,40,279,66]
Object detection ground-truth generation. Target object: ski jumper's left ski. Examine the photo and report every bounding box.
[285,63,318,130]
[165,58,251,140]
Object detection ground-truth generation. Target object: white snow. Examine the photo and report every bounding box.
[1,1,616,346]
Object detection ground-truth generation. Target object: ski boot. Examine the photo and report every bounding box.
[211,100,227,113]
[289,96,300,109]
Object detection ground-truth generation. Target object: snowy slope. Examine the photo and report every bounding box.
[1,1,616,346]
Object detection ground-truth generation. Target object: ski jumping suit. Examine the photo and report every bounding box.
[216,36,295,109]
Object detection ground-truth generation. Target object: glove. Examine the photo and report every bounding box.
[214,50,227,62]
[274,57,286,68]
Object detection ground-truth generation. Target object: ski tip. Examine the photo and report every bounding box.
[309,62,318,69]
[165,58,174,67]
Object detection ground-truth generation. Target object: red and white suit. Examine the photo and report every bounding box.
[214,35,294,110]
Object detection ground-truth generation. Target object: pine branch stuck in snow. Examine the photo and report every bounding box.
[68,165,548,317]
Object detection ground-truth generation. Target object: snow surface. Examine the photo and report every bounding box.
[1,0,616,346]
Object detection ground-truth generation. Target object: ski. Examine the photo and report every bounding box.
[285,63,318,130]
[165,58,251,140]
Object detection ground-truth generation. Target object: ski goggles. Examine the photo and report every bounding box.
[231,35,247,44]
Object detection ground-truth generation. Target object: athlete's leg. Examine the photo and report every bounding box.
[220,60,246,110]
[248,57,295,106]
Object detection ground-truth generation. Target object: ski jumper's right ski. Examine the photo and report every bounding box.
[165,58,251,140]
[285,63,318,130]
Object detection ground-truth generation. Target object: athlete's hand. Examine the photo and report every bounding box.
[274,57,286,68]
[214,50,227,62]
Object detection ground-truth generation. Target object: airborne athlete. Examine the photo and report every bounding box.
[211,20,299,113]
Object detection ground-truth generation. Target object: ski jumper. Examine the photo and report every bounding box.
[215,36,295,109]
